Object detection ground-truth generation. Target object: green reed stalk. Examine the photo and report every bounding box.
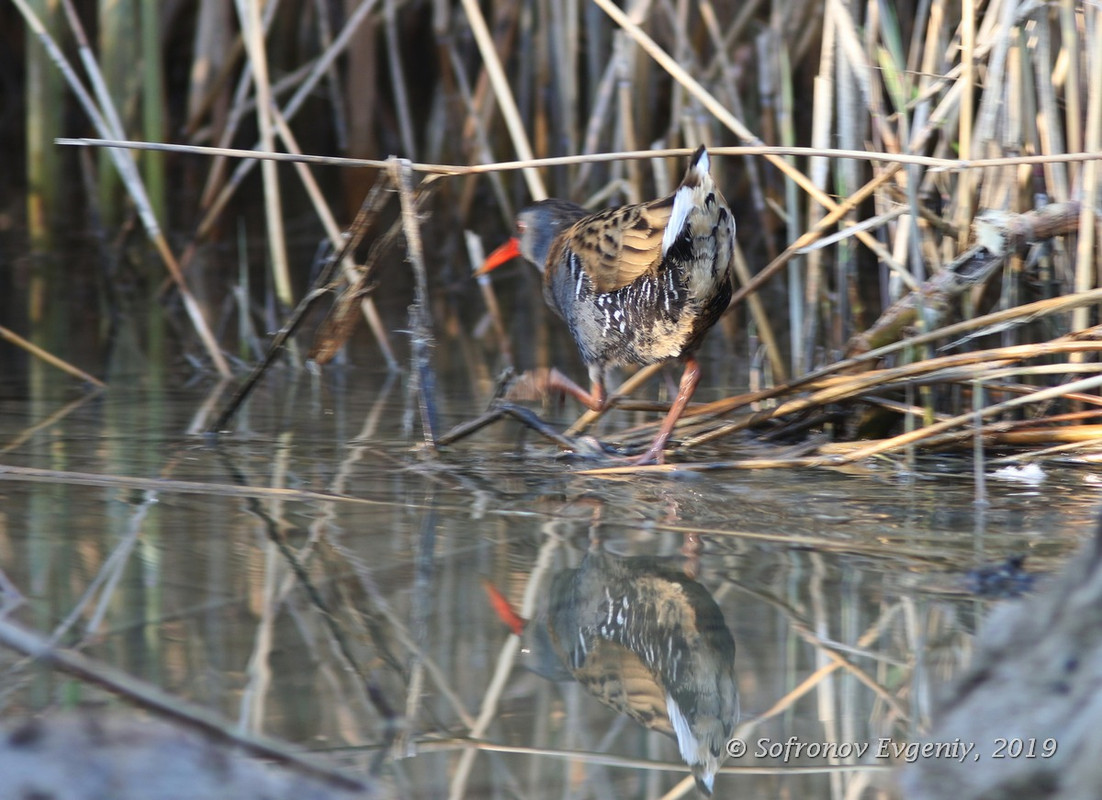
[140,0,166,223]
[24,0,63,250]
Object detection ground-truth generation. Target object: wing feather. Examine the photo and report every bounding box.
[567,198,674,293]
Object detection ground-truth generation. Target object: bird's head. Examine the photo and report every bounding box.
[476,199,588,276]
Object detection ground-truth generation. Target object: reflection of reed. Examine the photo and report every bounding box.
[544,550,739,795]
[3,366,1082,800]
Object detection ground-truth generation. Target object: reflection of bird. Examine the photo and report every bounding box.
[477,146,735,464]
[545,551,739,795]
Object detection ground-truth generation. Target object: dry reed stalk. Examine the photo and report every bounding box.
[563,363,664,435]
[137,0,166,222]
[1059,0,1083,166]
[696,1,776,265]
[458,0,546,200]
[311,175,442,361]
[1072,10,1102,343]
[23,0,63,248]
[444,38,514,222]
[1033,11,1070,203]
[453,0,522,219]
[183,0,238,140]
[586,336,1102,471]
[193,0,279,212]
[391,158,438,446]
[846,202,1082,357]
[93,0,135,224]
[0,324,106,387]
[730,242,788,383]
[988,435,1102,464]
[796,288,1102,387]
[843,415,1098,458]
[803,4,835,364]
[994,426,1102,445]
[833,372,1102,464]
[234,0,292,308]
[383,0,416,158]
[212,172,407,432]
[615,22,643,199]
[570,38,617,187]
[311,0,349,154]
[730,164,909,309]
[774,29,805,376]
[193,0,381,240]
[465,232,513,365]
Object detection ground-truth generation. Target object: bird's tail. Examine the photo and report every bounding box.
[661,145,714,257]
[668,694,732,796]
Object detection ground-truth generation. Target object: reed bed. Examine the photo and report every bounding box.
[7,5,1102,796]
[9,0,1102,470]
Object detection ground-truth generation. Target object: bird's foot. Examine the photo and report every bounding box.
[625,446,666,466]
[588,441,669,466]
[616,431,677,466]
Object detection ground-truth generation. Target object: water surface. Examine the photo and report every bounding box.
[0,355,1095,799]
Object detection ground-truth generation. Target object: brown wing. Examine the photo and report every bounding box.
[571,639,674,737]
[566,195,675,293]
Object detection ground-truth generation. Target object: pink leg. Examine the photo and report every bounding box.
[507,367,607,412]
[629,356,701,465]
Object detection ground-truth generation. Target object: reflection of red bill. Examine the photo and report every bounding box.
[481,578,527,636]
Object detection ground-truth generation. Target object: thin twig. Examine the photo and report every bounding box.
[55,138,1102,175]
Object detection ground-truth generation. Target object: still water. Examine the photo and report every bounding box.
[0,353,1097,799]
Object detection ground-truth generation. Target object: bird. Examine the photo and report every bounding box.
[477,145,735,464]
[484,550,740,795]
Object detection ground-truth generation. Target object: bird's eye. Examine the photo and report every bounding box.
[516,220,527,236]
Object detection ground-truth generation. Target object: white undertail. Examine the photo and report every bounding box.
[667,693,718,793]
